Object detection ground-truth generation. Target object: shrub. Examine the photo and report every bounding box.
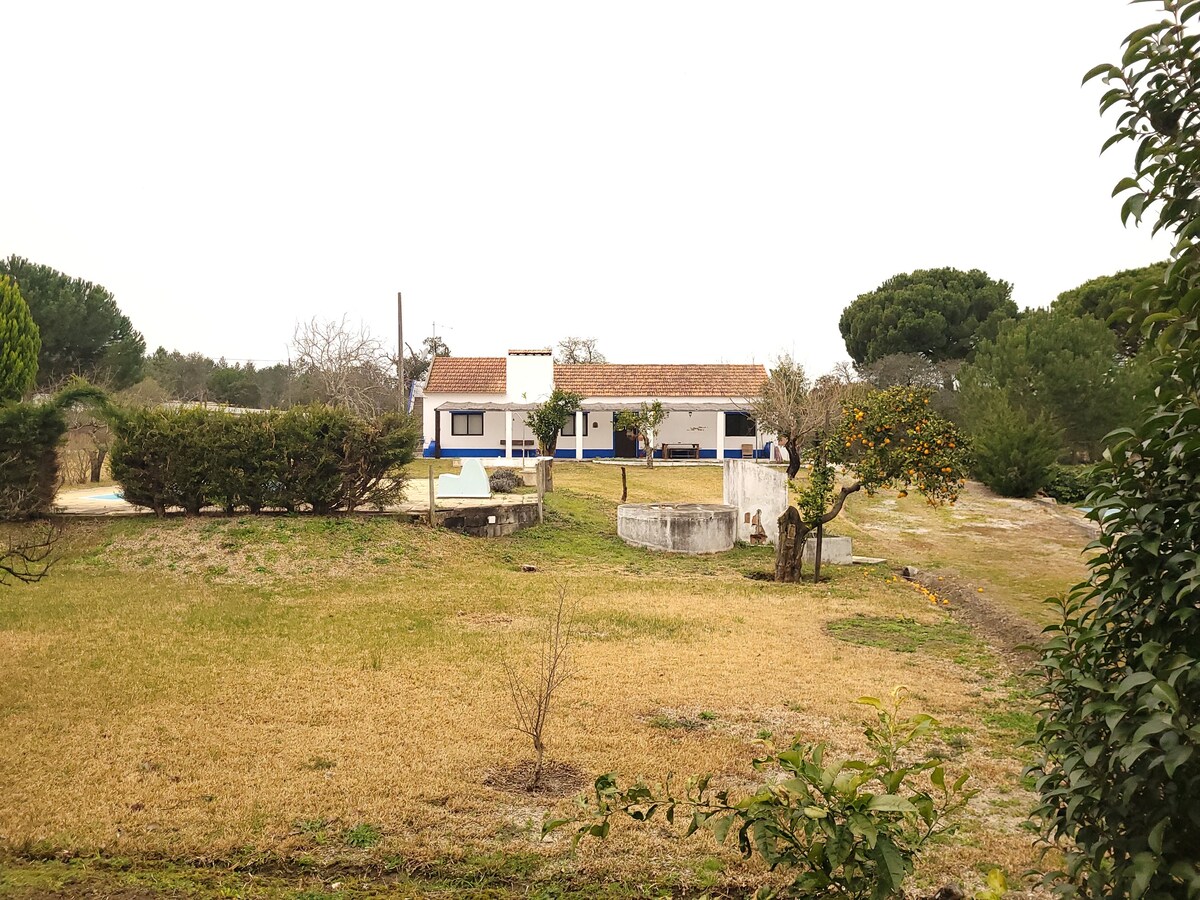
[0,403,66,519]
[1029,7,1200,897]
[0,382,108,519]
[967,397,1061,497]
[109,405,418,516]
[551,689,974,900]
[0,275,40,402]
[1041,464,1097,505]
[339,412,419,511]
[489,467,522,493]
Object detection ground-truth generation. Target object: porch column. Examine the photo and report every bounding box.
[575,410,584,459]
[715,410,726,460]
[505,409,513,459]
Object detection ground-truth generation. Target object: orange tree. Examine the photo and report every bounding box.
[775,386,970,582]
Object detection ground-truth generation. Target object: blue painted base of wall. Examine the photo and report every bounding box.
[425,441,775,460]
[552,448,617,459]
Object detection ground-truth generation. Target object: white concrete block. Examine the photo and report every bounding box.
[722,460,788,546]
[801,535,853,566]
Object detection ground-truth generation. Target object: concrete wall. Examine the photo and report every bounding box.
[436,499,541,537]
[723,459,788,546]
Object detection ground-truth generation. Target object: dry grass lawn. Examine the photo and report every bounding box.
[0,462,1094,898]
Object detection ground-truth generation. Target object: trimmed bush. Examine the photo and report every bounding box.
[1041,464,1097,505]
[0,403,66,519]
[109,405,419,516]
[0,383,109,519]
[489,467,522,493]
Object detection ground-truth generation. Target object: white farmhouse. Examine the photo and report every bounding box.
[421,349,773,461]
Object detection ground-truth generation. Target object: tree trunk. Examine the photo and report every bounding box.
[784,439,801,480]
[775,507,810,583]
[89,447,106,483]
[645,432,654,468]
[620,466,628,503]
[813,520,824,582]
[775,483,862,584]
[529,742,545,790]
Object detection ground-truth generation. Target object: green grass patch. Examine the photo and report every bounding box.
[825,614,979,658]
[343,823,383,849]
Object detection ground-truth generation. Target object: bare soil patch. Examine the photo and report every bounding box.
[483,759,590,797]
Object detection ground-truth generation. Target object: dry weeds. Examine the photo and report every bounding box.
[0,462,1091,895]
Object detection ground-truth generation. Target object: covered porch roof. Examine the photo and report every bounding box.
[433,400,751,413]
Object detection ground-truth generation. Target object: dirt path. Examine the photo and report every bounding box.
[904,568,1047,668]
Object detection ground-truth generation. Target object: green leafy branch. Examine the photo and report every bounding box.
[547,689,976,900]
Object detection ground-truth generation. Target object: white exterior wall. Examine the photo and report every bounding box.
[584,397,773,457]
[566,410,616,453]
[422,392,509,454]
[424,393,775,457]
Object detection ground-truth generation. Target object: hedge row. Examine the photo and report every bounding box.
[0,384,109,519]
[109,405,419,516]
[0,402,67,519]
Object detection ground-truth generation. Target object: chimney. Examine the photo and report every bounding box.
[505,349,554,402]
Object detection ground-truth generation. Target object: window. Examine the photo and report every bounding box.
[561,415,588,437]
[450,412,484,436]
[725,412,756,437]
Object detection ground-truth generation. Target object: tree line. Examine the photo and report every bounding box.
[830,260,1165,497]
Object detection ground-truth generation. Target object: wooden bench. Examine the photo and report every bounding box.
[500,438,537,457]
[661,443,700,460]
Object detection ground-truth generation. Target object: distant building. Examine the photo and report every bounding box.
[422,349,773,460]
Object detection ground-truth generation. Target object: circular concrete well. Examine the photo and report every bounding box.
[617,503,737,554]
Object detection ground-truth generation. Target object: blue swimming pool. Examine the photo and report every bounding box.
[89,492,125,501]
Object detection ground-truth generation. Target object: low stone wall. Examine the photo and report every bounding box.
[617,503,737,554]
[440,501,540,537]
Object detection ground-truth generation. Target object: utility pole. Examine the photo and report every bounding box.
[397,291,405,412]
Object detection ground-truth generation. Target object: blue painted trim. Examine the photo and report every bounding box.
[431,448,505,458]
[552,448,617,459]
[422,441,437,457]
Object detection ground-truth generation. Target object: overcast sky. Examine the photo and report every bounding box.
[2,1,1168,376]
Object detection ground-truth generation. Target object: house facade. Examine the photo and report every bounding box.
[422,349,773,460]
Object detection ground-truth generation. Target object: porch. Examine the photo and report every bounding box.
[426,401,774,461]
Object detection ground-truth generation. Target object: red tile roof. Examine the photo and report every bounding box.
[554,364,766,397]
[425,358,767,398]
[425,357,507,394]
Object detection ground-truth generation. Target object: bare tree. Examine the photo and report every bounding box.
[555,337,606,365]
[291,316,397,416]
[0,452,57,585]
[616,401,666,468]
[858,352,945,390]
[503,587,575,790]
[752,357,865,479]
[0,525,56,586]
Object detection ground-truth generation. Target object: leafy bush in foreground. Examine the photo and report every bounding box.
[551,689,974,899]
[1030,5,1200,897]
